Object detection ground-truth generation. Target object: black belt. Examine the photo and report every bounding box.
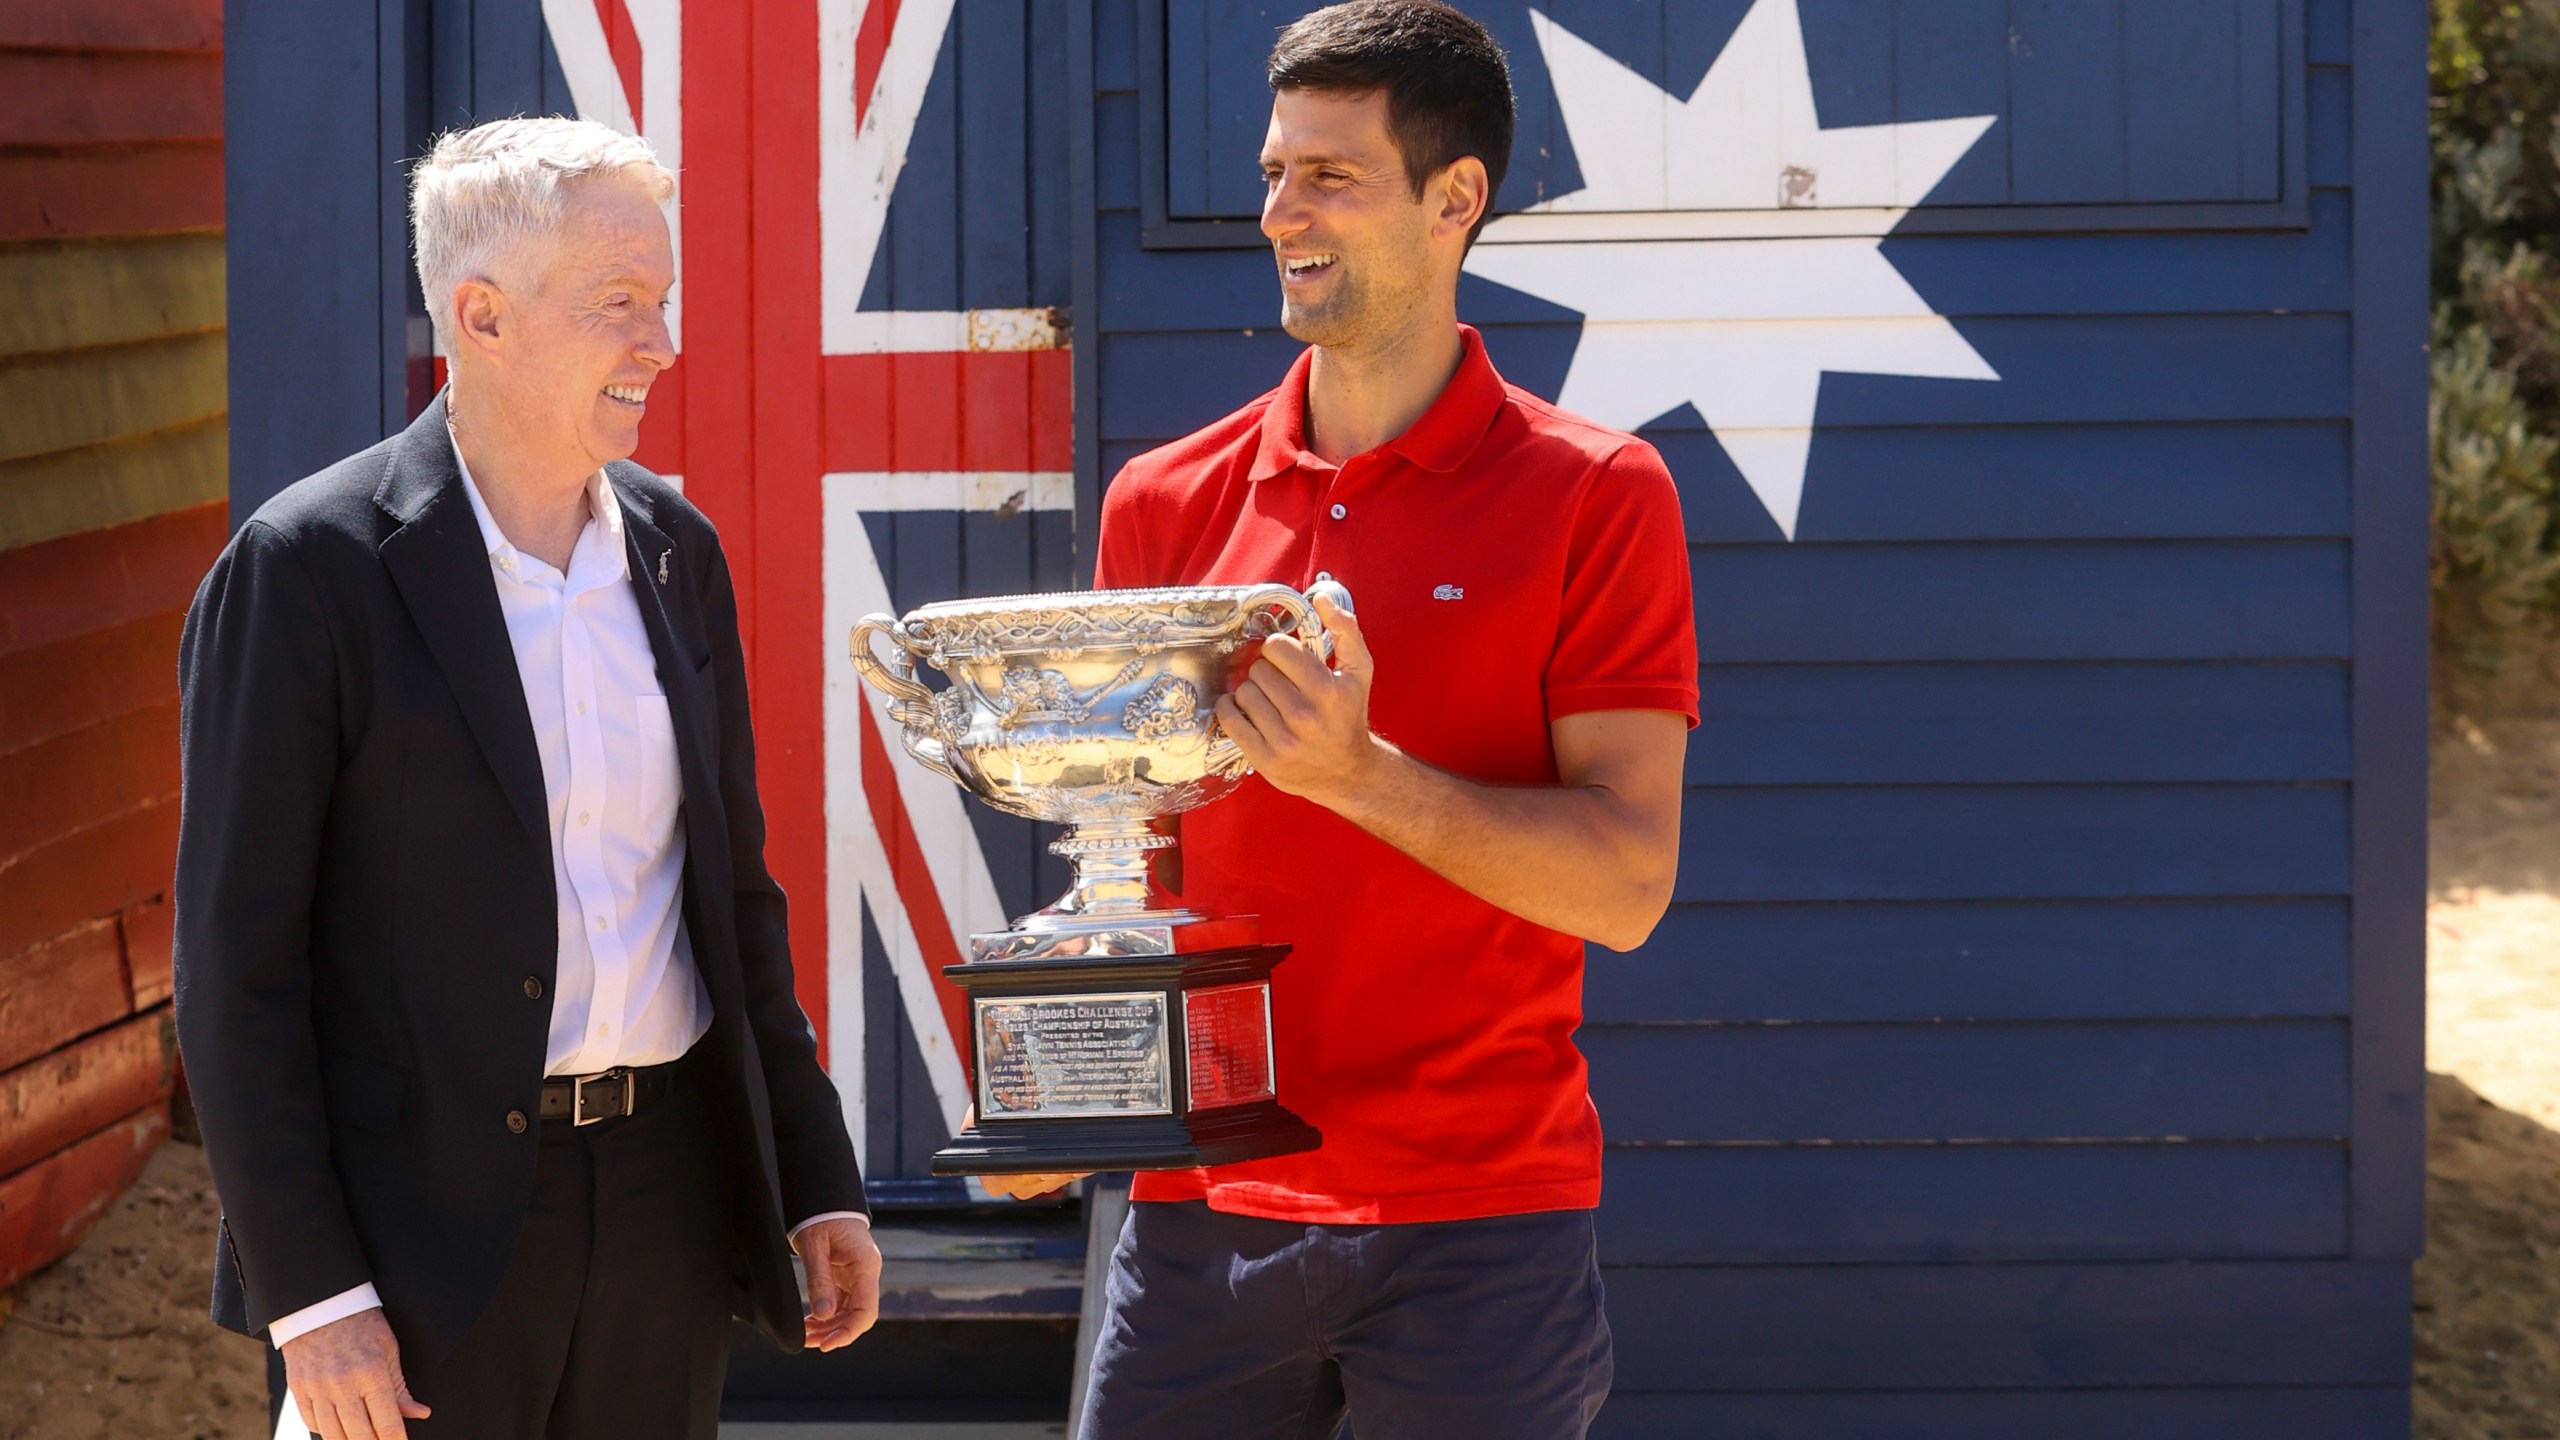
[537,1061,678,1125]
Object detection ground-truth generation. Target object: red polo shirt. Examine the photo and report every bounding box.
[1095,325,1698,1224]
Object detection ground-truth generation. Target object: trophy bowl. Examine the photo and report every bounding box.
[849,582,1332,961]
[849,582,1337,1174]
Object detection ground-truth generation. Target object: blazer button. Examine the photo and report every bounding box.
[523,976,544,1000]
[506,1109,529,1134]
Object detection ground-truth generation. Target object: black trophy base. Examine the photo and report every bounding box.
[928,942,1323,1177]
[932,1099,1321,1175]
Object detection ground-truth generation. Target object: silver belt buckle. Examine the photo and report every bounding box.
[572,1068,635,1126]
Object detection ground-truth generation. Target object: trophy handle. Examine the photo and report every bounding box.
[1202,581,1352,773]
[848,614,965,785]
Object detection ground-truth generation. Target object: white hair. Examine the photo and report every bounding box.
[409,116,674,343]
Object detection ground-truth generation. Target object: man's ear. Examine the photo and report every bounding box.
[1433,156,1491,242]
[451,278,507,361]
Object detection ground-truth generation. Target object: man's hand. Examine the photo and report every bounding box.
[1216,593,1381,808]
[280,1309,429,1440]
[793,1217,884,1352]
[979,1170,1087,1200]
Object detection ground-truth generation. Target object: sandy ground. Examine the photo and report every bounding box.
[0,1137,267,1438]
[11,660,2560,1435]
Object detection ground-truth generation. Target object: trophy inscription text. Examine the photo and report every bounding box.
[976,992,1173,1119]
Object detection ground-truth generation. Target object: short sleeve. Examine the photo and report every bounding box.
[1544,442,1699,727]
[1093,466,1155,590]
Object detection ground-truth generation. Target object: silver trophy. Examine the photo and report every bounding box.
[848,582,1340,1174]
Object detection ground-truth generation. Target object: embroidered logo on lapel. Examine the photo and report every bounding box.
[657,550,671,585]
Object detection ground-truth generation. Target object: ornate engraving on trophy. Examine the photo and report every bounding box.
[976,993,1173,1119]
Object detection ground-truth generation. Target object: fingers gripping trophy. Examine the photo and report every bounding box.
[848,581,1352,1174]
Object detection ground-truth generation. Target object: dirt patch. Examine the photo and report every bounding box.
[0,1140,266,1439]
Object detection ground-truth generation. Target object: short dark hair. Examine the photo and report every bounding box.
[1267,1,1516,245]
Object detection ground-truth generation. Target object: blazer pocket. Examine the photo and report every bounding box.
[318,1048,410,1134]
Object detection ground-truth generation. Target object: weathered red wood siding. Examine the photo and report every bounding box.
[0,0,226,1291]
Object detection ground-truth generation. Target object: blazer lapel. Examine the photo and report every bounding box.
[374,397,551,852]
[614,481,727,881]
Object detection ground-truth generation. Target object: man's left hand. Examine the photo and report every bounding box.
[1216,593,1380,807]
[793,1218,883,1352]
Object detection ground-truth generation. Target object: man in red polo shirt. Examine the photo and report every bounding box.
[1014,4,1695,1435]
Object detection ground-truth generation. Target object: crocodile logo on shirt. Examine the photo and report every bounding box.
[1432,584,1464,601]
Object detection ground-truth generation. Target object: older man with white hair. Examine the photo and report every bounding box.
[174,117,880,1440]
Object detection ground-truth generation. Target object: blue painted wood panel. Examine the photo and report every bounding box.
[1602,1260,2408,1389]
[1598,1143,2345,1262]
[1676,784,2349,902]
[1690,542,2349,662]
[1586,1020,2348,1141]
[1154,0,2295,219]
[1589,899,2351,1023]
[1595,1386,2408,1440]
[1686,662,2348,784]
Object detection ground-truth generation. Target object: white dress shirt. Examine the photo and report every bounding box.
[270,442,857,1348]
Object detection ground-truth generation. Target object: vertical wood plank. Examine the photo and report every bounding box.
[2008,0,2128,203]
[2124,0,2244,201]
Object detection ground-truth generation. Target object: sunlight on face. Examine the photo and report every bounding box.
[500,177,676,471]
[1259,88,1439,350]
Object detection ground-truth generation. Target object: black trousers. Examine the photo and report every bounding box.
[403,1058,739,1440]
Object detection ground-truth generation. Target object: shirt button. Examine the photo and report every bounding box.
[594,915,608,931]
[578,810,591,827]
[522,976,544,999]
[506,1109,529,1134]
[578,700,589,716]
[1329,503,1347,520]
[596,1023,611,1038]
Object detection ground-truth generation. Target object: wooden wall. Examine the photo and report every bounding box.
[0,0,227,1287]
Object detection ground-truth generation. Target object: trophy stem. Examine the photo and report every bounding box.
[967,816,1259,961]
[1047,815,1179,919]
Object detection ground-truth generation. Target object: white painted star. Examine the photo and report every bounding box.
[1464,0,2002,538]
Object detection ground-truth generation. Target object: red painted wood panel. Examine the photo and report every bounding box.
[0,920,132,1075]
[0,701,180,866]
[0,1103,168,1291]
[0,0,221,52]
[0,799,178,961]
[123,898,172,1011]
[0,52,222,146]
[821,350,1075,472]
[680,0,755,646]
[0,501,222,657]
[632,355,687,475]
[0,611,183,757]
[0,144,222,241]
[0,1011,175,1180]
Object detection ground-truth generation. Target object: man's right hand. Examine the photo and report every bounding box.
[280,1308,431,1440]
[979,1169,1089,1200]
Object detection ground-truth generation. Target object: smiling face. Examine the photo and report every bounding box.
[1260,87,1446,350]
[451,175,675,476]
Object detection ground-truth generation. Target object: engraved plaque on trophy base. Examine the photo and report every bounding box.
[930,943,1322,1175]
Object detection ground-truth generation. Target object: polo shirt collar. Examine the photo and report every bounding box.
[1247,324,1507,481]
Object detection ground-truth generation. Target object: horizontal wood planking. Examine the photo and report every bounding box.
[1598,1143,2344,1264]
[1587,1020,2348,1143]
[0,798,177,960]
[1675,784,2349,903]
[0,611,182,755]
[0,1102,167,1291]
[0,50,221,145]
[1690,541,2349,662]
[0,414,227,552]
[0,0,220,51]
[0,503,221,656]
[0,700,179,864]
[0,234,225,356]
[822,351,1076,473]
[0,920,131,1074]
[1687,662,2348,785]
[1096,315,2353,440]
[123,897,171,1010]
[1596,1386,2407,1440]
[1589,899,2349,1024]
[0,144,223,242]
[0,1009,175,1179]
[0,329,226,464]
[1677,421,2353,544]
[1603,1260,2408,1391]
[1096,194,2357,331]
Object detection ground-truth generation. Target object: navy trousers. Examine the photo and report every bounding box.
[1078,1200,1613,1440]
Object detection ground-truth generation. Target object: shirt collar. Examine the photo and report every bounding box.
[448,428,629,584]
[1247,323,1508,482]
